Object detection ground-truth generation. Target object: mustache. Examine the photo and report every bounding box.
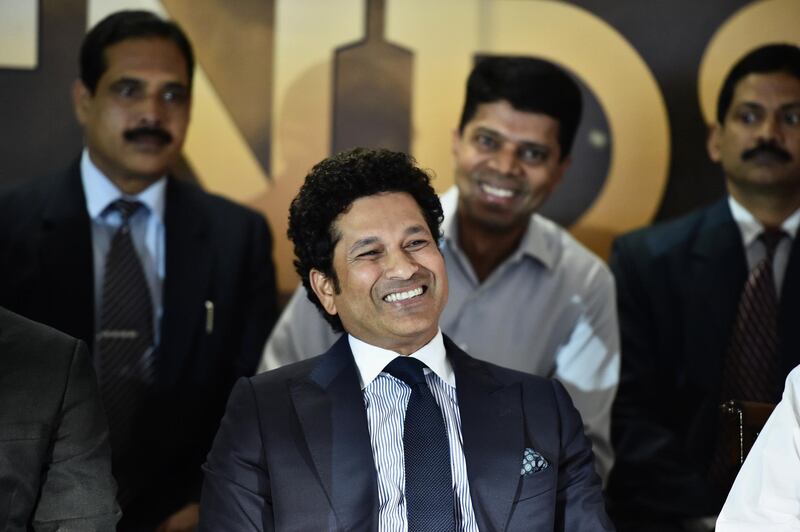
[123,126,173,145]
[742,141,791,163]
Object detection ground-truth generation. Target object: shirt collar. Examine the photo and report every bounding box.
[80,148,167,224]
[439,185,556,270]
[728,194,800,247]
[349,329,454,389]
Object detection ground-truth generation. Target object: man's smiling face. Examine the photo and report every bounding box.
[452,99,569,233]
[310,192,448,355]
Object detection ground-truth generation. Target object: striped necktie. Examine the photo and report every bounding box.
[384,356,456,532]
[96,199,155,505]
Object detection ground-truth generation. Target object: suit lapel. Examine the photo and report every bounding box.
[158,178,212,387]
[684,200,747,393]
[39,162,95,344]
[449,338,524,532]
[290,336,378,531]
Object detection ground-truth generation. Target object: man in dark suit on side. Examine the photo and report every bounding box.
[199,148,613,531]
[608,44,800,532]
[0,306,120,531]
[0,10,278,531]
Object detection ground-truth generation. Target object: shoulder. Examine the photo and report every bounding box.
[449,337,562,395]
[530,214,614,287]
[0,307,84,406]
[0,167,72,216]
[0,306,79,356]
[167,177,269,228]
[613,200,725,262]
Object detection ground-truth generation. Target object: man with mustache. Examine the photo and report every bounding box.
[0,10,278,531]
[607,44,800,532]
[261,56,620,482]
[200,147,613,531]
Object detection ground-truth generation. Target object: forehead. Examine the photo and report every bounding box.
[101,37,189,84]
[465,100,560,143]
[334,192,429,243]
[731,71,800,107]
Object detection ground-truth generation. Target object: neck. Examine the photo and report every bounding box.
[728,183,800,228]
[456,209,525,282]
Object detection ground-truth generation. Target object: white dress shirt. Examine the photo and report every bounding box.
[728,195,800,295]
[716,365,800,531]
[350,330,479,532]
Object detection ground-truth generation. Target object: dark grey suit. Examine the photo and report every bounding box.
[200,334,613,531]
[607,198,800,530]
[0,306,119,531]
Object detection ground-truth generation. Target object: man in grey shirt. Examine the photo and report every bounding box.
[260,56,619,480]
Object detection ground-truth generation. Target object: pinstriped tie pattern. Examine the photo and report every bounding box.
[97,199,154,504]
[721,229,785,403]
[709,229,785,495]
[384,357,455,532]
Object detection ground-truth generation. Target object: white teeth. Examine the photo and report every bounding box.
[480,183,514,198]
[384,287,424,303]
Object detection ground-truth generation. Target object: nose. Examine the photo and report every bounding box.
[488,143,521,176]
[384,249,419,280]
[137,94,165,126]
[758,114,783,143]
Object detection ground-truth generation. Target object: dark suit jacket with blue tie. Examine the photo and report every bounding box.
[607,198,800,530]
[200,334,613,531]
[0,161,279,527]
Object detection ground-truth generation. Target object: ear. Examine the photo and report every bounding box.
[309,269,338,316]
[707,123,722,163]
[72,79,92,126]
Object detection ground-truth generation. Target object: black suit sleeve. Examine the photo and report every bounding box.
[235,213,279,378]
[32,338,121,531]
[607,237,708,529]
[199,377,272,532]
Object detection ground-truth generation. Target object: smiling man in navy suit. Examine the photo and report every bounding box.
[200,148,613,531]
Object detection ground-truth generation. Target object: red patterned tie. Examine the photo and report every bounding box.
[709,229,785,494]
[721,229,785,403]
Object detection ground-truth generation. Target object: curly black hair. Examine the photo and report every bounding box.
[288,148,443,333]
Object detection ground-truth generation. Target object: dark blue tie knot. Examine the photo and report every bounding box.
[384,356,427,387]
[109,199,144,224]
[759,229,787,261]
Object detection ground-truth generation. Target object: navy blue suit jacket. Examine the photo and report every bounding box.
[607,198,800,529]
[200,334,613,531]
[0,161,279,527]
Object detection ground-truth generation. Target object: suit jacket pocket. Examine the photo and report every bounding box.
[506,466,558,531]
[515,463,556,501]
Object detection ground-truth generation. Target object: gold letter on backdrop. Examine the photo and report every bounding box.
[0,1,38,69]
